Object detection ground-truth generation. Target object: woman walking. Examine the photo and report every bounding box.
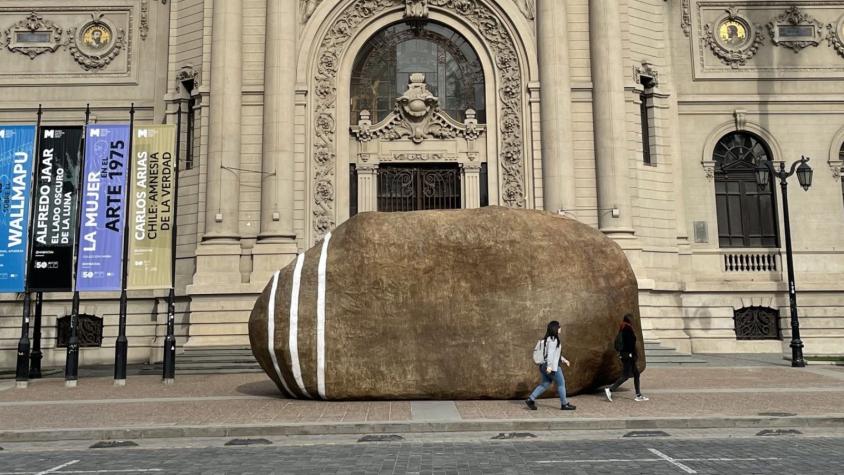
[525,321,576,411]
[604,314,649,402]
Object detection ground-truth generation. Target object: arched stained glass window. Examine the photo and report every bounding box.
[713,132,779,248]
[350,22,486,124]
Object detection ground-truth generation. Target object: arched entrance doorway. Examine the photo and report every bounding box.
[304,1,536,241]
[349,21,488,214]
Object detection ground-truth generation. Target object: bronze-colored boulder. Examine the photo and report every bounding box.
[249,206,644,400]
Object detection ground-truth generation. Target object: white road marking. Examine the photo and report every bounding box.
[0,470,163,475]
[648,448,697,474]
[35,460,79,475]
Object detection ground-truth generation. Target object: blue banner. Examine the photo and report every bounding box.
[0,126,36,293]
[76,125,130,292]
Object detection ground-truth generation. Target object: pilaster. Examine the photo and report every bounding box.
[589,0,635,238]
[537,0,576,216]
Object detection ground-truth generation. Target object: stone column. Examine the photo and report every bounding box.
[193,0,243,287]
[357,165,378,212]
[537,0,576,215]
[462,163,482,209]
[251,0,299,283]
[589,0,634,236]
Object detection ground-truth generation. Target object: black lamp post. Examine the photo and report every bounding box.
[755,156,813,368]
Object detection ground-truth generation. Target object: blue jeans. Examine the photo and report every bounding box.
[528,364,568,405]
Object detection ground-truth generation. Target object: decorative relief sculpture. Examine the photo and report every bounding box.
[302,0,325,23]
[681,0,691,37]
[311,0,527,237]
[767,6,824,53]
[3,12,64,59]
[404,0,429,20]
[633,62,659,87]
[516,0,535,21]
[140,0,150,40]
[350,74,485,144]
[703,8,763,69]
[827,15,844,59]
[67,13,126,71]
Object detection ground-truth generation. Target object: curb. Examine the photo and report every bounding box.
[2,415,844,442]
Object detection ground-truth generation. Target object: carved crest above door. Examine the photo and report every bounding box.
[351,74,484,144]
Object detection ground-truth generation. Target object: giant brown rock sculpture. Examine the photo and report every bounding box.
[249,207,645,400]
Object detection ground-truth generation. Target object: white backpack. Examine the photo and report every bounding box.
[532,339,547,365]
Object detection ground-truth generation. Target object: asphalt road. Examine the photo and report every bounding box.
[1,431,843,474]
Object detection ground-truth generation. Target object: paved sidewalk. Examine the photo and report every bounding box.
[2,363,844,442]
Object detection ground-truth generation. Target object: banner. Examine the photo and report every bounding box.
[76,125,130,292]
[28,126,83,291]
[127,125,176,290]
[0,126,36,293]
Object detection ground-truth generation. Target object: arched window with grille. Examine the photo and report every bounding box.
[350,22,486,124]
[713,132,779,248]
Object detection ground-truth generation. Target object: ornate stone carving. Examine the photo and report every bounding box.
[302,0,325,23]
[681,0,691,37]
[701,160,717,180]
[404,0,429,20]
[734,109,746,131]
[312,0,526,237]
[67,13,126,71]
[350,74,485,144]
[140,0,150,40]
[829,159,843,179]
[827,15,844,59]
[176,64,199,85]
[3,12,64,59]
[633,62,659,87]
[703,8,763,69]
[767,6,824,53]
[515,0,535,21]
[386,153,451,162]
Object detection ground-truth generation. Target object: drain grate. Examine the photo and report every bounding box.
[357,434,405,443]
[757,412,797,417]
[756,429,802,437]
[225,438,272,446]
[623,430,671,438]
[491,432,537,440]
[90,440,139,449]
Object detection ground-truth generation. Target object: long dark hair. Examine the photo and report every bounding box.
[544,320,561,348]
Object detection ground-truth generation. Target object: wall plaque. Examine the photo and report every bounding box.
[767,6,824,52]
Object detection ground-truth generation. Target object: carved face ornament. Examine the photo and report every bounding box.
[397,73,438,120]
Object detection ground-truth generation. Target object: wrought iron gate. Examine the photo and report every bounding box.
[377,164,461,212]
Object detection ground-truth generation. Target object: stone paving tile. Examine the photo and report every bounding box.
[454,390,844,420]
[0,372,271,401]
[3,367,844,432]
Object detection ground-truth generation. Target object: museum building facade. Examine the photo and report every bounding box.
[1,0,843,369]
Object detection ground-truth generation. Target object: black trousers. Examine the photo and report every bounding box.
[609,356,641,396]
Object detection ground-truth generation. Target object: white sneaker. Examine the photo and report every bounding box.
[604,388,613,402]
[634,395,649,402]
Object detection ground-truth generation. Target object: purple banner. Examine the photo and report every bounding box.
[76,125,130,292]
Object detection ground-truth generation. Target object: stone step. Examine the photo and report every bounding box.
[157,345,262,375]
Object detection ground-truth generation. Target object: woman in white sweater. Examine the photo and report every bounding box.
[525,320,576,411]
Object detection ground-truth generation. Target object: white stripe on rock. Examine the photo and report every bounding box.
[289,253,310,398]
[316,232,332,400]
[267,270,293,397]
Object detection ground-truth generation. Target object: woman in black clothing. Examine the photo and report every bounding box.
[604,314,648,402]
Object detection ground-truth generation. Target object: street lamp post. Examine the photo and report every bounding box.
[755,156,813,368]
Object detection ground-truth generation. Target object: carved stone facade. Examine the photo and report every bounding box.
[1,0,844,369]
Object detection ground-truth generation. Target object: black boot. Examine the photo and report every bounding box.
[561,403,576,410]
[525,399,537,410]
